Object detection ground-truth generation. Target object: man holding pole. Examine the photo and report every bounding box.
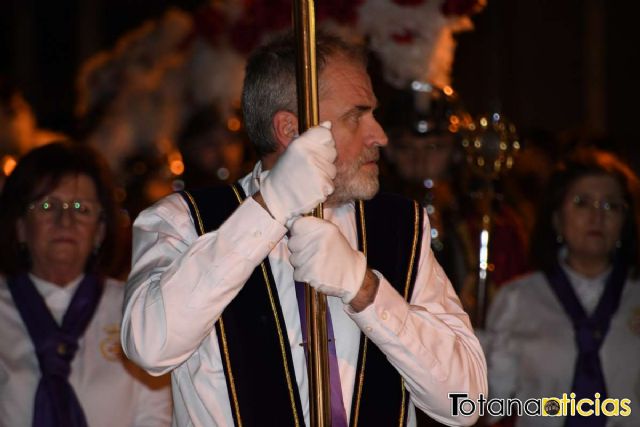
[122,31,486,427]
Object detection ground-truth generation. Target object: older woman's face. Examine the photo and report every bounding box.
[555,174,627,263]
[17,174,104,281]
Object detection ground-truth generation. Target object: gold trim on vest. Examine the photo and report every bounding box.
[352,200,368,427]
[352,198,421,427]
[232,184,301,427]
[182,190,243,426]
[183,191,205,234]
[398,201,420,427]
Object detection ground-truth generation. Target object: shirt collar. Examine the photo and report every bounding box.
[28,273,85,324]
[558,252,610,315]
[29,273,84,297]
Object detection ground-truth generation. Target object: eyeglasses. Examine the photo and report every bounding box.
[27,196,102,224]
[570,194,628,217]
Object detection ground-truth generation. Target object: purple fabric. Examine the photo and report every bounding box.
[545,259,626,427]
[295,282,348,427]
[8,273,103,427]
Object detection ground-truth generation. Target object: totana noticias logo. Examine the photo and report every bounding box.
[449,392,632,418]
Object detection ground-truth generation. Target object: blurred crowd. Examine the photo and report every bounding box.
[1,3,639,427]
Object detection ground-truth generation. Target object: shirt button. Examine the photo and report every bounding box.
[381,311,389,321]
[365,326,373,333]
[253,230,262,238]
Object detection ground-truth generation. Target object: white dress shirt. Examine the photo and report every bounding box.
[122,162,487,427]
[0,274,172,427]
[484,264,640,427]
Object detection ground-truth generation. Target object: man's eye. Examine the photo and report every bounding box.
[348,112,361,122]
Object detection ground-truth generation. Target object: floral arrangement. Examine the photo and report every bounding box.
[76,0,485,180]
[190,0,484,87]
[359,0,485,88]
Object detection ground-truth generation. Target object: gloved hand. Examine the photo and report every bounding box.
[288,216,367,304]
[260,122,336,225]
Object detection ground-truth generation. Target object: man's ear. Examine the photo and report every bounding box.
[272,111,299,150]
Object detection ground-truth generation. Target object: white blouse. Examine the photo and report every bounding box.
[484,266,640,427]
[0,275,172,427]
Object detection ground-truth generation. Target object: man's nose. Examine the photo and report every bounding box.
[366,117,388,148]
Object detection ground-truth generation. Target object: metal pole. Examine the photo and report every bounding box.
[292,1,331,425]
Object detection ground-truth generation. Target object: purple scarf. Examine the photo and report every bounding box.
[294,282,348,427]
[8,273,103,427]
[545,259,626,427]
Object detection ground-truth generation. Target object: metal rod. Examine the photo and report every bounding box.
[475,181,494,329]
[292,1,331,425]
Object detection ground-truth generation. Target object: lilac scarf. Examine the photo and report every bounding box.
[545,259,626,427]
[8,273,103,427]
[295,282,348,427]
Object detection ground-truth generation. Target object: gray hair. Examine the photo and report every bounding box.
[241,30,367,157]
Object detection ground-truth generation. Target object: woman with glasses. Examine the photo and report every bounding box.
[0,142,171,426]
[484,148,640,426]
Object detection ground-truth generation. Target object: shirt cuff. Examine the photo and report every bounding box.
[346,270,410,345]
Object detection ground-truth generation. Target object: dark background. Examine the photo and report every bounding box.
[1,0,638,168]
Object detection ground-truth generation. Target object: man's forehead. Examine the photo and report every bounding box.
[319,57,376,103]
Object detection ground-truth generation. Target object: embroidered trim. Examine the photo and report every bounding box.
[353,200,368,427]
[218,318,243,427]
[353,338,369,427]
[353,199,420,427]
[182,191,205,235]
[399,378,406,427]
[398,200,420,426]
[259,263,301,427]
[184,189,243,426]
[232,183,301,427]
[230,184,243,207]
[403,200,420,299]
[358,200,368,258]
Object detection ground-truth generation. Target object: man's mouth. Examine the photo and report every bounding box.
[361,150,380,166]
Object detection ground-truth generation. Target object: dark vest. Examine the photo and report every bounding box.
[181,184,424,427]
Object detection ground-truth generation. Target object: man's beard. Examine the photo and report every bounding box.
[326,147,380,206]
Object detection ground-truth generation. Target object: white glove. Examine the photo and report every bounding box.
[288,216,367,304]
[260,122,336,225]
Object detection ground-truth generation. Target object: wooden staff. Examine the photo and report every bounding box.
[292,1,331,425]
